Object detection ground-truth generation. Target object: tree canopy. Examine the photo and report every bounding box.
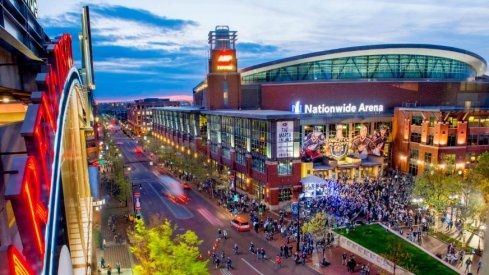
[302,211,329,242]
[129,217,208,275]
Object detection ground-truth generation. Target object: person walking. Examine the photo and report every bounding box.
[100,257,105,268]
[465,257,472,274]
[107,264,112,275]
[342,252,347,265]
[116,262,121,274]
[275,255,281,268]
[223,229,228,240]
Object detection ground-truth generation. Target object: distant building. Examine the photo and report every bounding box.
[127,98,189,135]
[97,102,129,121]
[153,26,489,209]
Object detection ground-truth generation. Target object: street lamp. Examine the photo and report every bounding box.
[295,193,305,252]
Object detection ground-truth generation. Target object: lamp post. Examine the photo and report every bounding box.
[296,193,305,253]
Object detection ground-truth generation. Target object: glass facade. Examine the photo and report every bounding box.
[242,54,477,84]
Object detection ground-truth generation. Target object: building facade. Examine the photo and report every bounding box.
[0,4,97,275]
[153,26,489,208]
[127,98,187,135]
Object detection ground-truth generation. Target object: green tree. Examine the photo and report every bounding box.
[412,168,459,214]
[382,239,417,275]
[474,152,489,203]
[129,217,208,275]
[302,211,329,256]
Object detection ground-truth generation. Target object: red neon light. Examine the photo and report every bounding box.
[36,202,48,224]
[24,178,44,257]
[8,246,34,275]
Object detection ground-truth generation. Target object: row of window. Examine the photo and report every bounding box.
[410,132,489,146]
[411,115,458,128]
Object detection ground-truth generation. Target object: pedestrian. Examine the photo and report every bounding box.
[226,257,232,270]
[342,252,347,265]
[107,264,112,275]
[217,228,222,239]
[215,257,221,269]
[223,229,228,240]
[101,257,105,268]
[465,257,472,274]
[116,262,121,274]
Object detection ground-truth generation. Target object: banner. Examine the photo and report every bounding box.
[277,121,294,158]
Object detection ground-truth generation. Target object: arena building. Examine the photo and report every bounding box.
[152,26,489,208]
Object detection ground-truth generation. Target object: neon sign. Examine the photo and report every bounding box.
[8,245,34,275]
[5,34,74,274]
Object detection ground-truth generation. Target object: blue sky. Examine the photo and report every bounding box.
[38,0,489,102]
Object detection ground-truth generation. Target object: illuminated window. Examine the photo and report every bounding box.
[252,156,265,173]
[411,115,423,126]
[278,160,293,176]
[278,188,292,202]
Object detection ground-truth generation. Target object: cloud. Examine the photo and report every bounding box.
[37,0,489,102]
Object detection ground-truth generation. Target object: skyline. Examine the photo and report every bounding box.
[38,0,489,102]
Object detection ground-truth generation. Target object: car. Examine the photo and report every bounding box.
[230,217,251,232]
[163,190,189,204]
[181,182,191,190]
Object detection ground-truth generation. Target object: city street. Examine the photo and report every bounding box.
[113,130,318,275]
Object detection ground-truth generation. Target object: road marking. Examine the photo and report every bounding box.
[197,208,224,226]
[241,258,265,275]
[220,268,233,275]
[197,208,223,226]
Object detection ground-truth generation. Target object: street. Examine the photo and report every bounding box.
[113,130,318,275]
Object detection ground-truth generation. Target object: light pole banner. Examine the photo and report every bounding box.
[277,121,294,158]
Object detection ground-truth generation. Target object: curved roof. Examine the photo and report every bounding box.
[240,44,487,77]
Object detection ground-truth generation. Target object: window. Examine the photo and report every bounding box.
[277,160,293,176]
[424,152,432,164]
[251,120,269,157]
[211,143,219,154]
[447,117,458,128]
[221,116,233,147]
[410,149,419,160]
[236,151,246,166]
[466,153,477,164]
[278,188,292,202]
[467,134,478,146]
[447,134,457,146]
[427,135,434,145]
[479,134,489,145]
[468,116,479,127]
[222,147,231,159]
[410,132,421,143]
[411,115,423,126]
[429,116,436,127]
[252,156,265,173]
[409,162,418,175]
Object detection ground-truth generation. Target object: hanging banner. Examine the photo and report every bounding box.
[277,121,294,158]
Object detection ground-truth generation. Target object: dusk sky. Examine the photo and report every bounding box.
[38,0,489,103]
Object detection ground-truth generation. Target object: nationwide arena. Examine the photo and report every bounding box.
[152,26,489,208]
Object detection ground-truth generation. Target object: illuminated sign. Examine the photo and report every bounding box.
[5,34,74,273]
[215,50,235,72]
[291,101,384,114]
[8,245,34,275]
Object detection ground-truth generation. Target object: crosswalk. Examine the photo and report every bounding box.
[220,268,233,275]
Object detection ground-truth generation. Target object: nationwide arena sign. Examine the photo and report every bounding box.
[291,101,384,114]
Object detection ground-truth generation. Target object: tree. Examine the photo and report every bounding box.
[382,239,416,275]
[302,211,329,256]
[474,152,489,203]
[412,168,459,214]
[129,216,208,275]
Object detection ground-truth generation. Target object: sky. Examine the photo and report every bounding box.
[38,0,489,103]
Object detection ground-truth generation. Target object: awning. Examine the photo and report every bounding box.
[300,175,327,185]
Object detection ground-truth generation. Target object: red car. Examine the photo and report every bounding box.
[163,191,189,204]
[181,182,191,190]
